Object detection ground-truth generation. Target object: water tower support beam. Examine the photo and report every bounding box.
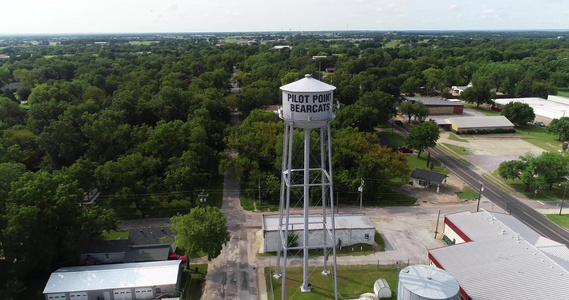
[321,126,330,276]
[327,123,339,300]
[301,128,311,292]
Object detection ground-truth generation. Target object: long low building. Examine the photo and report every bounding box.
[43,260,182,300]
[403,96,464,115]
[494,97,569,121]
[262,214,375,252]
[448,115,514,132]
[429,211,569,300]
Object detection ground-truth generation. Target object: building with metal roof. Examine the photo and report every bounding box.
[43,260,182,300]
[403,97,464,115]
[448,116,514,132]
[262,214,375,252]
[494,97,569,121]
[429,211,569,300]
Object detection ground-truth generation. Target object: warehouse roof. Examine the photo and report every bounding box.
[449,116,513,128]
[429,211,569,300]
[403,97,463,107]
[494,97,569,120]
[263,213,374,232]
[43,260,181,294]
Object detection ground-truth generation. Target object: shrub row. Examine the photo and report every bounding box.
[453,128,516,135]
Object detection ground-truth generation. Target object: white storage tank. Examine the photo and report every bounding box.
[397,265,459,300]
[280,74,336,129]
[374,278,392,299]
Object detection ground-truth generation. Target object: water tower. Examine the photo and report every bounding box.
[273,74,339,299]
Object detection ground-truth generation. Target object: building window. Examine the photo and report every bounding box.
[364,234,369,240]
[105,253,109,260]
[156,288,161,294]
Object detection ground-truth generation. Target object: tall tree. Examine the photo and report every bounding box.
[407,121,440,157]
[2,172,117,280]
[170,206,230,261]
[356,91,397,124]
[501,102,535,126]
[459,82,495,107]
[398,101,415,123]
[547,117,569,141]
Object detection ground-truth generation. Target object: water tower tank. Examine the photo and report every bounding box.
[280,74,336,128]
[397,265,459,300]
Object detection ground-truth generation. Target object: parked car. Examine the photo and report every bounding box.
[534,121,546,127]
[394,120,404,126]
[397,147,414,153]
[168,253,185,260]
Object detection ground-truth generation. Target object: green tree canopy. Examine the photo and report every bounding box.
[170,206,230,261]
[501,101,535,126]
[459,82,495,107]
[407,121,440,157]
[547,117,569,141]
[498,153,569,191]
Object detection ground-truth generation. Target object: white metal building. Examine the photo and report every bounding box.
[43,260,182,300]
[494,97,569,121]
[429,211,569,300]
[262,214,375,252]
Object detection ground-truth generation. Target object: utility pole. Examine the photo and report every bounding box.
[476,181,484,212]
[560,177,569,215]
[358,178,364,212]
[199,190,209,206]
[434,209,441,239]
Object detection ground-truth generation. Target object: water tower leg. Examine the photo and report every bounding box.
[274,123,289,279]
[301,128,312,292]
[327,123,339,300]
[280,124,294,300]
[321,126,330,276]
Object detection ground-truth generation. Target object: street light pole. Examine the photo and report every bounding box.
[560,177,569,215]
[358,178,364,212]
[476,181,484,212]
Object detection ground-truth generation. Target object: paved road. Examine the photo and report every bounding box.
[201,112,260,300]
[391,121,569,245]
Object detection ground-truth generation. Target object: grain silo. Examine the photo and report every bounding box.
[398,265,459,300]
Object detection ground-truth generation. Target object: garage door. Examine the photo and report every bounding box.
[47,294,67,300]
[134,287,153,299]
[113,289,132,300]
[69,292,88,300]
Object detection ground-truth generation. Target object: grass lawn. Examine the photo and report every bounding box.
[513,125,561,152]
[463,103,501,116]
[180,263,208,300]
[447,132,468,143]
[378,131,406,147]
[456,188,479,199]
[557,88,569,98]
[546,214,569,228]
[406,152,449,175]
[383,40,401,48]
[442,143,469,155]
[266,265,399,300]
[97,230,129,240]
[241,194,280,212]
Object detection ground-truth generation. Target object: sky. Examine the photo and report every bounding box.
[1,0,569,35]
